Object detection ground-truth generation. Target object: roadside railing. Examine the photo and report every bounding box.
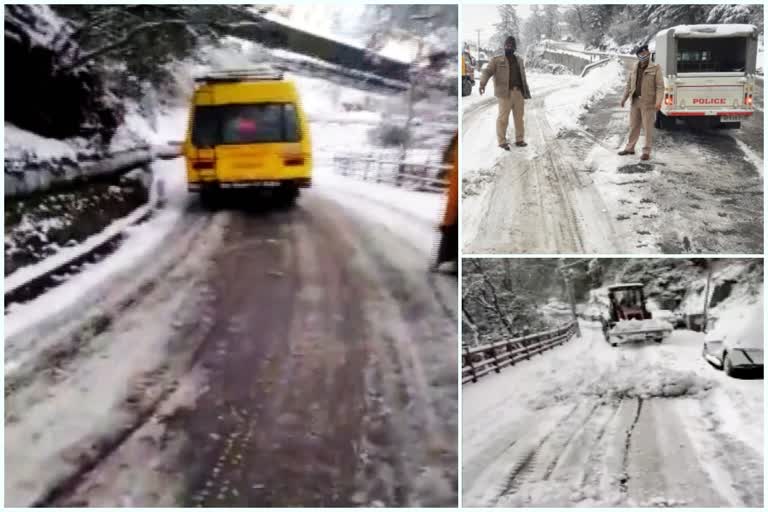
[462,321,578,384]
[580,57,615,77]
[333,153,448,193]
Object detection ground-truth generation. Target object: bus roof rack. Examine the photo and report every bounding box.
[194,67,284,83]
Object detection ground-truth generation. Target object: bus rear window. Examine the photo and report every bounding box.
[191,103,300,147]
[676,37,747,73]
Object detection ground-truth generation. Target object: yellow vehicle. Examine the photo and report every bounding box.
[461,53,475,97]
[183,68,312,205]
[434,133,458,273]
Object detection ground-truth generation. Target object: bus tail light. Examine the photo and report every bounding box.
[284,155,305,166]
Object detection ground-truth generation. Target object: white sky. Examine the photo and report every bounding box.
[462,4,532,46]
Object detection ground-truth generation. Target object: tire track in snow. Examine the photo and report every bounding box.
[619,397,643,494]
[578,401,622,490]
[465,80,623,253]
[494,400,599,503]
[542,401,601,480]
[685,398,764,507]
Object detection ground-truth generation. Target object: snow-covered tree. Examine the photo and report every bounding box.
[522,5,547,49]
[542,5,560,40]
[490,5,521,53]
[462,259,564,345]
[51,5,262,76]
[360,4,457,177]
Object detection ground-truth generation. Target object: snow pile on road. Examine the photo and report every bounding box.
[531,357,714,409]
[583,361,714,400]
[544,59,623,133]
[612,318,672,333]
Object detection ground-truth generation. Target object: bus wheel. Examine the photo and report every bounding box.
[462,77,473,97]
[278,183,299,207]
[200,188,219,210]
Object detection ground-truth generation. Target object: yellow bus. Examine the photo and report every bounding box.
[183,68,312,206]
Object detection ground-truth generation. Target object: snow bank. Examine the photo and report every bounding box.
[4,157,189,343]
[313,167,442,255]
[544,59,623,133]
[5,124,83,162]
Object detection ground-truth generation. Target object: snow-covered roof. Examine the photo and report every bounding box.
[657,24,758,39]
[705,293,763,349]
[607,282,644,290]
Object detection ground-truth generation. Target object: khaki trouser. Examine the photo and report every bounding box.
[624,98,655,155]
[497,87,525,145]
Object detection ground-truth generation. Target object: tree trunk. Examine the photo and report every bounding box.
[472,260,514,335]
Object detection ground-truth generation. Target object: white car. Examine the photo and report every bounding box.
[702,311,764,377]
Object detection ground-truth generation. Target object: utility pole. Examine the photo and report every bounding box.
[703,260,712,332]
[558,260,586,337]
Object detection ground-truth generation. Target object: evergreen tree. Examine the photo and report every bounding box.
[490,5,521,53]
[542,5,560,40]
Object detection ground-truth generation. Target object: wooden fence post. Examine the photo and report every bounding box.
[465,346,477,383]
[491,346,501,373]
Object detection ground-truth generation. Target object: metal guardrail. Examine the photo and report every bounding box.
[580,57,614,77]
[333,154,448,193]
[462,321,578,384]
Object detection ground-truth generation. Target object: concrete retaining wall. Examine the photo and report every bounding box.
[541,51,591,75]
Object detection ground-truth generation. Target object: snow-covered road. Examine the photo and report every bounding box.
[5,158,458,507]
[462,321,763,507]
[462,59,764,254]
[4,47,458,506]
[462,67,626,254]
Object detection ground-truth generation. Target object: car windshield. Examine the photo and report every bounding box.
[191,103,300,147]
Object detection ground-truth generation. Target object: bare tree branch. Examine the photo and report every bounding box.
[61,18,262,70]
